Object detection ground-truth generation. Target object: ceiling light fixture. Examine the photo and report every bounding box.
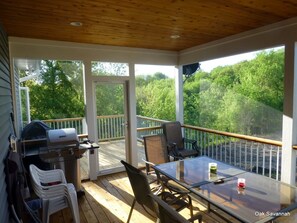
[70,21,83,27]
[170,34,180,39]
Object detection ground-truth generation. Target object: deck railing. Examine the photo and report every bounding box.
[42,115,126,139]
[43,117,85,134]
[41,115,283,180]
[136,115,164,138]
[183,125,282,180]
[97,115,125,140]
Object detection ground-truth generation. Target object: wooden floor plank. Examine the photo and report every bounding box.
[83,181,122,223]
[49,209,65,223]
[45,171,297,223]
[104,173,156,223]
[83,192,110,223]
[48,172,229,223]
[79,194,99,223]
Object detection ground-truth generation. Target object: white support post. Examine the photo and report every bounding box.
[175,66,184,124]
[281,42,297,185]
[128,63,138,167]
[84,61,99,180]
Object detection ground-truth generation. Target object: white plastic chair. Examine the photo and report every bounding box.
[29,164,80,223]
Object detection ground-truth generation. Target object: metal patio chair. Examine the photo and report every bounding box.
[150,194,202,223]
[143,134,192,196]
[120,160,193,223]
[162,121,199,159]
[143,134,171,175]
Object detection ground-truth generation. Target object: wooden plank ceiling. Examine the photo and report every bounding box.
[1,0,297,51]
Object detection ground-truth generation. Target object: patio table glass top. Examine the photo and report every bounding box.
[153,156,297,223]
[153,156,246,187]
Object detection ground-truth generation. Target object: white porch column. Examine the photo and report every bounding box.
[281,42,297,185]
[84,61,99,180]
[128,63,138,167]
[175,65,184,124]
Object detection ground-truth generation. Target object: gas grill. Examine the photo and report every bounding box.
[38,128,86,195]
[40,128,82,163]
[21,121,98,196]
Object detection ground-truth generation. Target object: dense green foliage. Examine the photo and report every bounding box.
[137,49,284,138]
[92,62,127,115]
[187,50,284,137]
[21,49,284,139]
[21,60,84,120]
[136,72,175,121]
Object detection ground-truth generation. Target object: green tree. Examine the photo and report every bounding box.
[95,84,124,116]
[92,62,128,115]
[92,62,128,76]
[183,70,209,126]
[184,49,284,139]
[136,73,175,121]
[28,60,84,120]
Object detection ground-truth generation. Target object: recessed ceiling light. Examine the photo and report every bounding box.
[170,34,180,39]
[70,22,83,27]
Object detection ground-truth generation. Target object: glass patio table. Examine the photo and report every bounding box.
[153,156,246,188]
[153,156,297,223]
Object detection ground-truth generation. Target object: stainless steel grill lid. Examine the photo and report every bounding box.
[47,128,79,147]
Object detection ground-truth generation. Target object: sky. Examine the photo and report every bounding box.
[135,64,178,77]
[135,51,256,78]
[135,46,283,77]
[200,51,258,72]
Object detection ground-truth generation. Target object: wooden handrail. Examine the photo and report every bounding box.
[40,116,295,149]
[137,126,162,132]
[136,115,167,123]
[182,124,282,147]
[137,123,282,147]
[43,117,84,122]
[97,115,124,119]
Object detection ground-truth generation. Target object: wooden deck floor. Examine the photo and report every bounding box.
[44,140,297,223]
[47,171,297,223]
[80,140,146,180]
[49,171,221,223]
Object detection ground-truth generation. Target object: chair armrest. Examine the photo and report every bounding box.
[37,168,67,184]
[153,168,190,196]
[164,180,190,195]
[183,138,197,145]
[188,213,202,223]
[183,138,200,154]
[149,194,193,223]
[166,142,184,160]
[143,159,163,179]
[142,158,155,167]
[142,159,156,175]
[167,141,177,149]
[38,183,69,198]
